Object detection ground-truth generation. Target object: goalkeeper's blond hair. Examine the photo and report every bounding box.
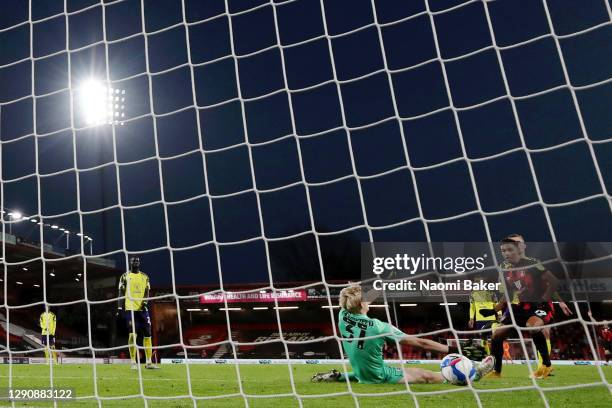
[339,285,362,314]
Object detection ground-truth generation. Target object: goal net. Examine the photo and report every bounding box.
[0,0,610,407]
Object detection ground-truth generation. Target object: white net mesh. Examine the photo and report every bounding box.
[0,0,610,406]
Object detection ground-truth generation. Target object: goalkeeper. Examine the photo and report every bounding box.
[118,257,158,369]
[39,307,57,364]
[312,285,494,384]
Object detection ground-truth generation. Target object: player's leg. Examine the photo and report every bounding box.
[140,310,158,369]
[475,321,492,354]
[128,332,137,368]
[41,335,52,364]
[143,337,153,364]
[537,326,547,366]
[537,326,552,369]
[491,304,527,376]
[311,369,352,382]
[397,367,443,384]
[43,343,51,363]
[472,355,496,381]
[490,326,512,376]
[526,315,552,379]
[339,372,357,382]
[400,356,495,385]
[49,336,57,363]
[125,311,138,369]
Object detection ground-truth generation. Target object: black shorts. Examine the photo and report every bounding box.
[41,335,55,346]
[124,310,151,336]
[501,303,554,327]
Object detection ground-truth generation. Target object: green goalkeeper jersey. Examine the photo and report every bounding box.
[338,309,406,384]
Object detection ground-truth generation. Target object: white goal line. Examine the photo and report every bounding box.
[1,357,607,366]
[159,358,607,366]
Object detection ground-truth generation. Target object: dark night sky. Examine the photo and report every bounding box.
[0,0,611,287]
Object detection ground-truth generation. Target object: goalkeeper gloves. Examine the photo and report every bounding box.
[478,308,496,318]
[447,345,486,361]
[462,345,485,361]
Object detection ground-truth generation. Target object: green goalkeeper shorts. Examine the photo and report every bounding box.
[358,365,404,384]
[382,365,404,384]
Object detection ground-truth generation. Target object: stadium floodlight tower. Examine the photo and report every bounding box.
[78,79,125,126]
[74,79,124,254]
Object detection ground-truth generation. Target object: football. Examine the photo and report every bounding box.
[440,354,477,385]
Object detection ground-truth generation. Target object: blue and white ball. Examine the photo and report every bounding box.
[440,354,476,385]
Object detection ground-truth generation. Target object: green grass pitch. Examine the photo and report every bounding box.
[0,363,609,407]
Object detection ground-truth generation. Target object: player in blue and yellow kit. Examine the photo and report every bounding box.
[40,308,57,363]
[118,257,158,369]
[312,285,494,384]
[469,284,498,355]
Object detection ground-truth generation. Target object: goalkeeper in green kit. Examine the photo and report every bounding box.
[312,285,494,384]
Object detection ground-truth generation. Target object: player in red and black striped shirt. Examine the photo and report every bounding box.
[482,237,559,379]
[505,234,573,375]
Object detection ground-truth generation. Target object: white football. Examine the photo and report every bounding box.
[440,353,476,385]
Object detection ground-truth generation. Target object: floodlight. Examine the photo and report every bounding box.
[78,79,126,126]
[80,80,108,125]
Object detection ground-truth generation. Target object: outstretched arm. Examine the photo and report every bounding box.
[386,322,483,359]
[400,335,449,354]
[552,291,573,316]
